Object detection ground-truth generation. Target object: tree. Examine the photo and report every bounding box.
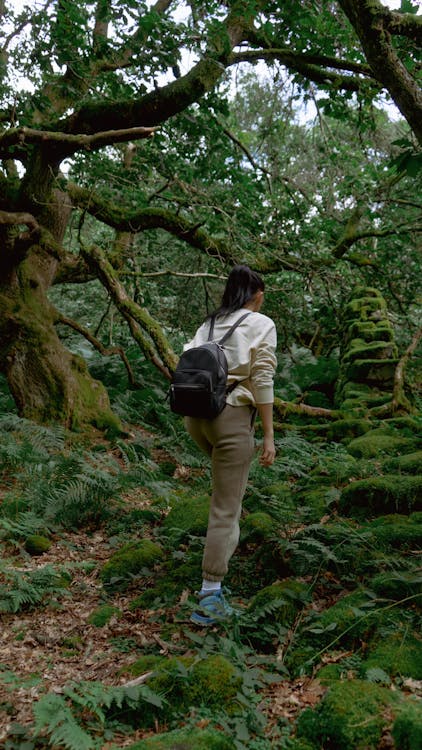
[0,0,420,427]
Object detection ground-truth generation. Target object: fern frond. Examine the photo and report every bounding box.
[0,414,65,452]
[33,694,94,750]
[0,563,70,613]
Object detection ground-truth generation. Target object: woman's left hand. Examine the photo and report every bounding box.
[260,435,276,467]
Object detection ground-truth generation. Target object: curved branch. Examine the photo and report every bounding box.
[0,209,39,231]
[369,326,422,416]
[231,49,375,92]
[67,182,237,264]
[55,313,138,387]
[80,242,178,378]
[333,222,422,258]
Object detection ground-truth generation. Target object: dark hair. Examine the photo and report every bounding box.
[209,264,265,318]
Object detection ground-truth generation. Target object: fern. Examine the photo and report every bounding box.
[0,511,52,542]
[0,562,71,613]
[33,680,164,750]
[33,693,94,750]
[0,413,65,452]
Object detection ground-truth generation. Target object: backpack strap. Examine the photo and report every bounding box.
[207,312,251,343]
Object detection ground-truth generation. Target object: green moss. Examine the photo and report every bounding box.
[126,727,235,749]
[145,655,241,721]
[361,514,422,550]
[248,579,309,624]
[368,567,422,602]
[161,494,209,544]
[339,475,422,517]
[342,339,397,364]
[344,294,387,321]
[347,321,394,343]
[316,663,347,685]
[122,655,164,677]
[240,511,275,543]
[345,358,397,385]
[363,629,422,680]
[87,604,121,627]
[24,534,52,555]
[347,428,417,458]
[325,418,372,441]
[392,700,422,750]
[296,680,395,750]
[100,539,164,590]
[71,357,123,435]
[306,589,394,647]
[382,451,422,475]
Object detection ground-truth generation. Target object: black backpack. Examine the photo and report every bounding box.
[169,312,251,419]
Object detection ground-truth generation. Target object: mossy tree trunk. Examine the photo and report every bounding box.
[0,236,119,430]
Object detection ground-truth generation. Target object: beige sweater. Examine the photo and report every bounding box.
[184,309,277,406]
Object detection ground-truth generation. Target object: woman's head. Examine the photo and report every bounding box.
[214,264,265,316]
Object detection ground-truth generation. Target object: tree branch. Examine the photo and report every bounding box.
[80,242,178,378]
[0,125,157,160]
[67,182,237,264]
[332,222,422,258]
[230,49,375,92]
[274,396,338,421]
[337,0,422,144]
[55,314,138,387]
[369,326,422,416]
[0,209,39,232]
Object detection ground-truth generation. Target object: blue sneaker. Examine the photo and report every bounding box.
[190,589,236,626]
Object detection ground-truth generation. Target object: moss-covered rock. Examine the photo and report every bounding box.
[248,579,309,624]
[325,418,372,442]
[304,589,386,648]
[361,514,422,550]
[342,339,397,364]
[362,628,422,680]
[100,539,164,590]
[339,475,422,517]
[161,494,209,545]
[368,567,422,603]
[296,679,395,749]
[344,358,397,386]
[240,511,275,543]
[87,604,121,627]
[24,534,52,555]
[126,727,235,749]
[346,428,417,459]
[148,655,241,720]
[382,450,422,475]
[122,655,164,678]
[392,699,422,750]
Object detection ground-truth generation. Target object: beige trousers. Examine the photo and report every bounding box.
[185,404,256,581]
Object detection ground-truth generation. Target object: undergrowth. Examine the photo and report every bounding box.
[0,364,420,750]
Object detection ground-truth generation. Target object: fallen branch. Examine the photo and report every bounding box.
[121,671,153,688]
[274,397,338,420]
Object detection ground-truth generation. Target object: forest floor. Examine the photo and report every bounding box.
[0,482,332,747]
[1,416,421,749]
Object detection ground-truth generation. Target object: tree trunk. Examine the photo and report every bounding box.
[0,240,121,432]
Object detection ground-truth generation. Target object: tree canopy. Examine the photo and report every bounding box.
[0,0,420,427]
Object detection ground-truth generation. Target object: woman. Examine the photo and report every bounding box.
[183,265,277,625]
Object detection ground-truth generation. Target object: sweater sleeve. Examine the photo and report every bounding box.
[249,322,277,404]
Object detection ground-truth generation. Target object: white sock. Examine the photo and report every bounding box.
[200,580,221,595]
